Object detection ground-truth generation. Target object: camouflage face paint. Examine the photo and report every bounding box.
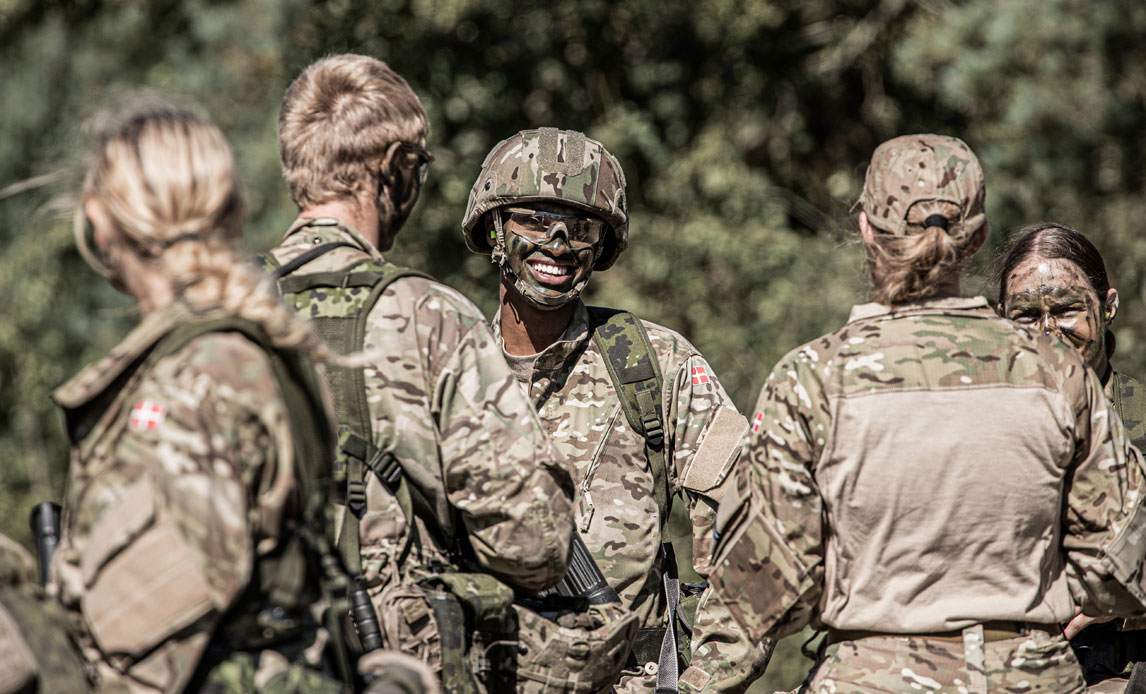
[1003,257,1107,372]
[503,224,596,308]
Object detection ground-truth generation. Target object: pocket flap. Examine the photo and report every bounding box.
[81,479,158,587]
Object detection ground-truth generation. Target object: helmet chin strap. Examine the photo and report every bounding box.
[491,212,591,309]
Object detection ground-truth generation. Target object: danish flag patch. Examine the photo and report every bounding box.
[129,400,167,431]
[751,411,764,433]
[690,366,710,386]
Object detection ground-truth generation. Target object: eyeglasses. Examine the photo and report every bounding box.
[382,141,434,187]
[504,208,605,249]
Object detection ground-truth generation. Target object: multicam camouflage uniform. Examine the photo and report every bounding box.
[50,301,347,693]
[1072,368,1146,693]
[462,128,769,694]
[265,218,574,665]
[708,135,1146,694]
[0,533,87,694]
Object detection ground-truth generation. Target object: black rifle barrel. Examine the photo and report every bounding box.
[29,501,61,588]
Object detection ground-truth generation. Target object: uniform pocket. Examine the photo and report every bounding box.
[375,581,442,671]
[81,479,214,657]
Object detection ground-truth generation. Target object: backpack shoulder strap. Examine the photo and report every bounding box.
[270,251,438,574]
[587,307,670,537]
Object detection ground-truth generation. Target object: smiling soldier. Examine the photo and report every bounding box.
[461,128,769,694]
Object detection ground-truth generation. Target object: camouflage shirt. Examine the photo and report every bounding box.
[50,301,334,693]
[492,301,767,694]
[709,296,1146,645]
[267,219,573,595]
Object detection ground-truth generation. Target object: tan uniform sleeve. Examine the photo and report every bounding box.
[79,335,281,692]
[706,351,828,651]
[427,307,574,593]
[664,355,770,694]
[1063,363,1146,617]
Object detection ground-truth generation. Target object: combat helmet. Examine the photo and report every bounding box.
[461,127,628,271]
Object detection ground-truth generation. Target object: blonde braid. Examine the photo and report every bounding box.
[81,106,335,362]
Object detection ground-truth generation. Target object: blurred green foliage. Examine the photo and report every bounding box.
[6,0,1146,689]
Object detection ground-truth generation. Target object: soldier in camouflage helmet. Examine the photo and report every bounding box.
[707,134,1146,694]
[462,128,770,694]
[999,223,1146,692]
[265,55,574,689]
[54,105,355,692]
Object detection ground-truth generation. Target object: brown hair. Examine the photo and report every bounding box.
[278,54,427,210]
[865,200,982,304]
[78,107,330,360]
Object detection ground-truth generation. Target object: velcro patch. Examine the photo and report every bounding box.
[682,407,748,501]
[679,665,712,691]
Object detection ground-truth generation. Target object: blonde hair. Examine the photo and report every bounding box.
[278,54,427,210]
[79,107,330,360]
[865,200,981,305]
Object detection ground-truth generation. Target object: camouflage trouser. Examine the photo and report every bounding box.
[196,651,349,694]
[807,628,1085,694]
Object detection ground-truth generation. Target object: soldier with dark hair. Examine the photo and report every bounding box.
[999,222,1146,692]
[461,128,769,694]
[708,134,1146,694]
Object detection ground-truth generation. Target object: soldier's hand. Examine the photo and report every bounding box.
[1065,611,1116,639]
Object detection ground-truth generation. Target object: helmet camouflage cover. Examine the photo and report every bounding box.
[462,127,629,270]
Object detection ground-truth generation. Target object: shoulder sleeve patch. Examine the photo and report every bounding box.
[682,407,748,502]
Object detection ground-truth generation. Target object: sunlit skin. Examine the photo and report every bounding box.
[84,198,174,315]
[1001,257,1118,377]
[497,201,600,356]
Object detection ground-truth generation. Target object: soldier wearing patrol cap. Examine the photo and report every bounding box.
[462,128,769,694]
[707,134,1146,693]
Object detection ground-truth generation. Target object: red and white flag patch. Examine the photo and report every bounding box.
[690,365,710,386]
[129,400,167,431]
[751,411,764,433]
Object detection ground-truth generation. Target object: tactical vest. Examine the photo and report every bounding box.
[587,307,694,693]
[262,235,520,694]
[63,316,353,690]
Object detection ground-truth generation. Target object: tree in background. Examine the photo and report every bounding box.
[5,0,1146,689]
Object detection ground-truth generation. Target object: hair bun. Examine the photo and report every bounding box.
[924,213,949,231]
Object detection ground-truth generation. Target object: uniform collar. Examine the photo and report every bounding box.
[284,216,384,262]
[493,300,592,373]
[847,295,991,323]
[52,301,198,409]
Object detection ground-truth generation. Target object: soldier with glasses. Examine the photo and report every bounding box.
[461,128,769,694]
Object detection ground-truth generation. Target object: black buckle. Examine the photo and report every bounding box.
[347,478,367,517]
[642,414,664,449]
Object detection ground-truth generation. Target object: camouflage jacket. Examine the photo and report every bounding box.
[493,301,767,694]
[50,301,336,693]
[1109,368,1146,452]
[266,219,573,595]
[709,296,1146,645]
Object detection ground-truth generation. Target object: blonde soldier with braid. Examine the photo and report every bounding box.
[262,55,574,691]
[52,105,378,693]
[461,129,769,694]
[708,135,1146,694]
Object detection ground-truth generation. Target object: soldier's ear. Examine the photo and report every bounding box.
[1105,288,1119,325]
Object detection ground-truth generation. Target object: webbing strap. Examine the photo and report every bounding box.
[656,542,682,694]
[1127,662,1146,694]
[588,307,670,539]
[270,244,442,575]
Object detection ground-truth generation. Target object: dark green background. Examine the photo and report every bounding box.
[5,0,1146,688]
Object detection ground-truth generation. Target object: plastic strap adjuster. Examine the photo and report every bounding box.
[347,478,367,517]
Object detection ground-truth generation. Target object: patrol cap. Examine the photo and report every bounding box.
[855,134,986,237]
